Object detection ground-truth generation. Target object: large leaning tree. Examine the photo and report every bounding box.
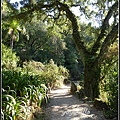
[3,0,118,100]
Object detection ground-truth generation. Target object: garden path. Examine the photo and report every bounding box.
[42,83,107,120]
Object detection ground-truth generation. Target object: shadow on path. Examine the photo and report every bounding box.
[44,84,107,120]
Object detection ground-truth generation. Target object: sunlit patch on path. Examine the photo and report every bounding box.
[45,84,106,120]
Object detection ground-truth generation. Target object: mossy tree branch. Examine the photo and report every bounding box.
[95,24,118,66]
[91,1,118,56]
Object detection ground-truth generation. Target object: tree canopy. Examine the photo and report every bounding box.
[2,0,118,102]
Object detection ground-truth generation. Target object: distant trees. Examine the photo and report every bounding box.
[13,19,83,78]
[2,5,83,78]
[64,34,84,80]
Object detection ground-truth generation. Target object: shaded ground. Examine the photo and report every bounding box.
[39,83,107,120]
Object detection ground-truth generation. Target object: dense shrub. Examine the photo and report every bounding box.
[2,44,20,70]
[23,59,70,88]
[22,60,45,75]
[2,49,69,120]
[2,70,48,120]
[99,62,118,119]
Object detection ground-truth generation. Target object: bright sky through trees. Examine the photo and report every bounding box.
[8,0,114,27]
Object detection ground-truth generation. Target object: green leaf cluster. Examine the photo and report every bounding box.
[2,43,20,70]
[22,59,70,88]
[2,69,48,120]
[99,43,118,118]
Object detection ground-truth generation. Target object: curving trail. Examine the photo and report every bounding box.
[44,84,107,120]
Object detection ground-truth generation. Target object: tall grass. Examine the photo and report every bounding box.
[2,70,48,120]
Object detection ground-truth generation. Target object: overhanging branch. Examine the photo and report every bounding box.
[56,1,89,63]
[91,1,118,55]
[5,2,56,21]
[96,24,118,65]
[6,1,93,63]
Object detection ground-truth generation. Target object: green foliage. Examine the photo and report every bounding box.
[2,69,48,120]
[22,60,45,75]
[64,35,84,79]
[80,23,100,51]
[42,59,69,88]
[13,19,66,65]
[23,59,69,88]
[99,43,118,118]
[2,92,28,120]
[2,57,69,119]
[2,44,20,70]
[103,62,118,118]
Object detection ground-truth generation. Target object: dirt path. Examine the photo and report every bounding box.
[36,85,106,120]
[43,84,107,120]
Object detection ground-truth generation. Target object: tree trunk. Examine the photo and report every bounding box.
[84,61,100,100]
